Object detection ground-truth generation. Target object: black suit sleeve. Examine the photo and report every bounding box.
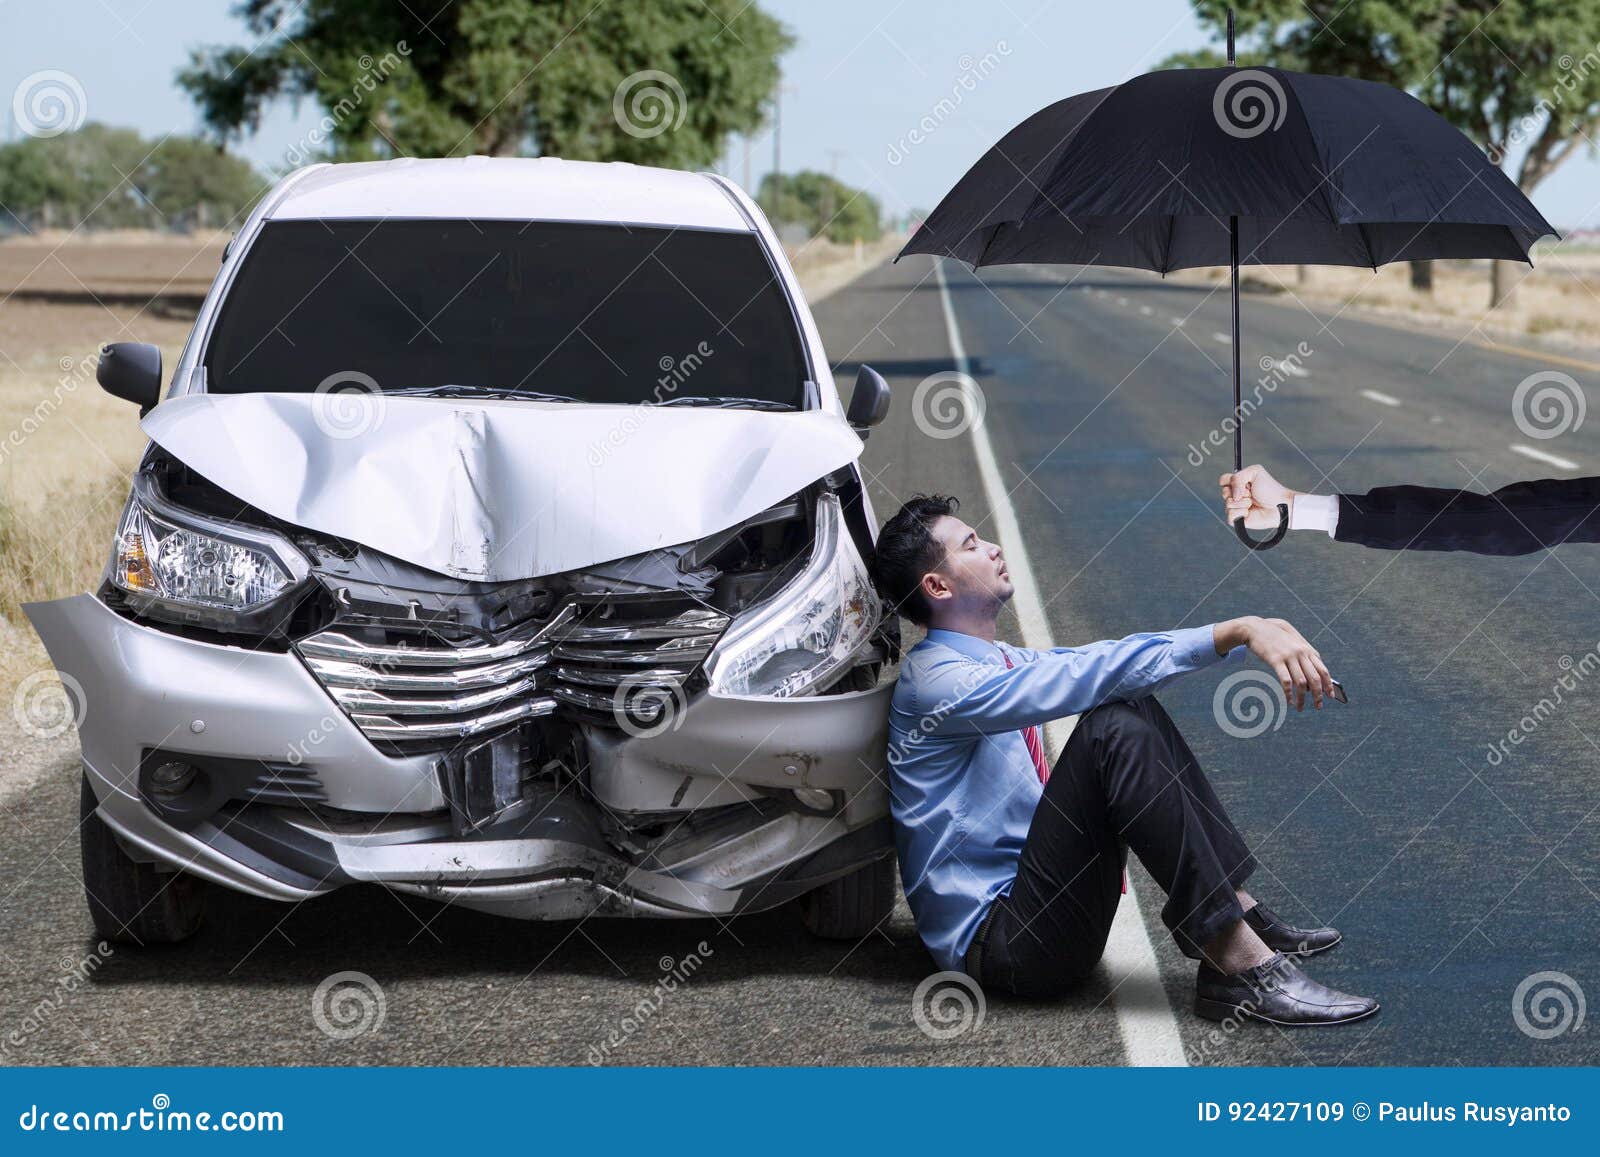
[1334,476,1600,555]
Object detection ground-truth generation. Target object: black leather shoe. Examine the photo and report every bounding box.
[1244,901,1341,957]
[1195,952,1378,1026]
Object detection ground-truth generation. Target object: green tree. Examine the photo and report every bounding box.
[179,0,791,169]
[136,138,264,228]
[757,170,882,243]
[1172,1,1600,307]
[0,124,148,229]
[0,126,263,232]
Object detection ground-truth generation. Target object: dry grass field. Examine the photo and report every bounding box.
[0,234,225,696]
[1171,243,1600,354]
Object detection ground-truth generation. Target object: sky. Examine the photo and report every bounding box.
[2,0,1598,230]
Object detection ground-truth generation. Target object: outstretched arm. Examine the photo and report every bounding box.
[915,616,1331,738]
[1334,476,1600,554]
[1222,465,1600,555]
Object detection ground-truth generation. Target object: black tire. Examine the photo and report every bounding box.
[798,854,897,939]
[79,771,205,945]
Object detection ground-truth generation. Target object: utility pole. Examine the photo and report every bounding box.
[772,73,783,228]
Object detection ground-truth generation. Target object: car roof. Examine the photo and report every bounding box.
[267,157,751,231]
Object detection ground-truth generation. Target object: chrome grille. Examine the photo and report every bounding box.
[296,598,728,744]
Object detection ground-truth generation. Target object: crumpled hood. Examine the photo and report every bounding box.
[141,392,863,582]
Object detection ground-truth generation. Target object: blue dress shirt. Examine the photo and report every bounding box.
[886,624,1242,972]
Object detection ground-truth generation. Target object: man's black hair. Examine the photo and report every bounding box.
[869,494,960,627]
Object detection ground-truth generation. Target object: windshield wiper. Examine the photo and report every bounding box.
[651,396,796,411]
[387,385,582,403]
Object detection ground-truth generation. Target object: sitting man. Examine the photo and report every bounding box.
[870,494,1378,1026]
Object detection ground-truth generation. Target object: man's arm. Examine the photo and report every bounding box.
[1223,464,1600,555]
[916,617,1330,738]
[1333,477,1600,554]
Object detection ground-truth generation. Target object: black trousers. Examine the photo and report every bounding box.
[966,695,1257,998]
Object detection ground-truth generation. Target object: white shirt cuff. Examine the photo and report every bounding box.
[1289,493,1339,537]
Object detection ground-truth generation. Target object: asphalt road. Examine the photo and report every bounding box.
[3,253,1598,1067]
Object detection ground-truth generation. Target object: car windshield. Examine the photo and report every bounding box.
[203,219,809,406]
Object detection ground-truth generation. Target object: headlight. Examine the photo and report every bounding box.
[110,471,309,621]
[705,492,880,697]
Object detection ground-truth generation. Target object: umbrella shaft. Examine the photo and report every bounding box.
[1231,214,1242,472]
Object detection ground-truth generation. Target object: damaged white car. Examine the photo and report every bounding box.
[27,157,901,946]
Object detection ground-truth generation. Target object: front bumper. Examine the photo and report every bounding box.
[26,594,894,917]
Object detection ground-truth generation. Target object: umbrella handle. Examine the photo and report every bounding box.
[1232,504,1289,550]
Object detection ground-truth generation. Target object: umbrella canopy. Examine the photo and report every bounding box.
[900,56,1557,549]
[900,66,1556,273]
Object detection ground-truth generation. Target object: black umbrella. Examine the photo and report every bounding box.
[900,10,1557,549]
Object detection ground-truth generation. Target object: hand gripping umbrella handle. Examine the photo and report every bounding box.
[1233,504,1289,550]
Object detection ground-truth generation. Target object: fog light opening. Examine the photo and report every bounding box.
[793,787,833,812]
[147,760,199,799]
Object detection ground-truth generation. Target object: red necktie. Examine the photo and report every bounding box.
[1003,650,1126,894]
[1003,653,1051,784]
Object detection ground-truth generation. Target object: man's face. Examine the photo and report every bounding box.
[921,514,1014,620]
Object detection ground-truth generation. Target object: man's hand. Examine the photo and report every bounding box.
[1219,464,1298,530]
[1214,616,1334,710]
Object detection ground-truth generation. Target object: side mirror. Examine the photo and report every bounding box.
[97,342,163,413]
[847,365,890,437]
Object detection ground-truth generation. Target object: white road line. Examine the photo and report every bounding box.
[1140,305,1153,316]
[1169,317,1186,327]
[1260,358,1309,379]
[1116,296,1130,306]
[1211,331,1232,344]
[934,259,1189,1068]
[1510,443,1580,470]
[1360,389,1401,407]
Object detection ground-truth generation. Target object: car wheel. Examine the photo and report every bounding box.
[798,854,896,940]
[79,771,204,945]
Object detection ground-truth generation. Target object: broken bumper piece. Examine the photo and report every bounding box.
[26,592,893,918]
